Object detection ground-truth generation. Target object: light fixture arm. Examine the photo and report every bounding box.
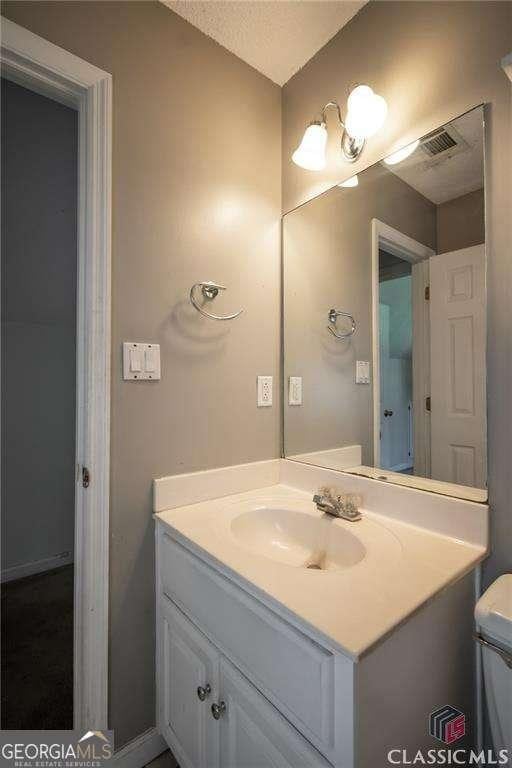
[321,101,345,129]
[320,100,365,164]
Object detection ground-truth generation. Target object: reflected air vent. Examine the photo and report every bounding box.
[421,129,456,156]
[418,125,469,164]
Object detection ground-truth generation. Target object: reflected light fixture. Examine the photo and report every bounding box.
[292,85,387,171]
[384,139,420,166]
[338,174,359,188]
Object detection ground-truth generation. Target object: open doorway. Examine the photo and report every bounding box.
[1,18,111,731]
[378,251,413,473]
[1,78,77,728]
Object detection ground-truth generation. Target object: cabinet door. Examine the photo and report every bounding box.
[218,658,329,768]
[160,599,220,768]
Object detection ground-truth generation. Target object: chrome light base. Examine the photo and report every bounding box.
[341,130,365,163]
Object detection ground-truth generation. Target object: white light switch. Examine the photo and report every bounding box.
[356,360,370,384]
[129,347,142,372]
[257,376,273,407]
[123,342,161,380]
[289,376,302,406]
[145,346,157,372]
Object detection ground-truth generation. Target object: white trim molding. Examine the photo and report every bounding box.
[1,17,112,732]
[371,219,435,469]
[111,729,167,768]
[1,552,74,584]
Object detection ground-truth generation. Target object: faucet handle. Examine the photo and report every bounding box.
[342,493,363,519]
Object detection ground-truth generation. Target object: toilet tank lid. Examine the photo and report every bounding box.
[475,574,512,649]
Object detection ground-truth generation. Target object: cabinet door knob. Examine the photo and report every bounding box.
[197,684,211,702]
[211,701,226,720]
[384,409,393,417]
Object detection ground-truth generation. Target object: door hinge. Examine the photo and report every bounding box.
[82,466,91,488]
[426,396,431,412]
[425,285,430,301]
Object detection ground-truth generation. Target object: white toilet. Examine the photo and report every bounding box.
[475,574,512,763]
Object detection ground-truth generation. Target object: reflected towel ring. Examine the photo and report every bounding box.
[327,308,356,339]
[190,281,243,321]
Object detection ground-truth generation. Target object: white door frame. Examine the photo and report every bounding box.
[371,219,435,469]
[1,18,112,730]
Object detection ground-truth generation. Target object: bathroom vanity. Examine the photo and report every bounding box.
[154,459,488,768]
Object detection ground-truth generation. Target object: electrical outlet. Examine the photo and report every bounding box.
[257,376,273,407]
[288,376,302,405]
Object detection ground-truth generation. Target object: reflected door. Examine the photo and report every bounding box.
[430,245,486,487]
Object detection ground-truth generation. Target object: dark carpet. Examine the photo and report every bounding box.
[1,564,74,729]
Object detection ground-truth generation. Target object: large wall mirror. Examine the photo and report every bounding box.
[283,105,487,502]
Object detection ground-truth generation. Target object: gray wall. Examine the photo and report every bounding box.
[437,188,485,254]
[1,1,281,748]
[283,163,435,463]
[282,1,512,586]
[1,79,77,575]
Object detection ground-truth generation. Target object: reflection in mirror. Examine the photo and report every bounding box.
[283,106,486,501]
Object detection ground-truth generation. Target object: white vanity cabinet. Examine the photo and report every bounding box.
[159,596,330,768]
[156,518,477,768]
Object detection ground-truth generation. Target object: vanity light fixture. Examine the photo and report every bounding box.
[383,139,420,166]
[338,174,359,188]
[292,85,387,171]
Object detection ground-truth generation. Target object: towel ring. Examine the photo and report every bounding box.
[190,281,243,321]
[327,308,356,339]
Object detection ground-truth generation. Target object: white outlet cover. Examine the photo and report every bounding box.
[257,376,273,407]
[289,376,302,406]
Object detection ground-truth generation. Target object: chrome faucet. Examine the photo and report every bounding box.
[313,486,362,522]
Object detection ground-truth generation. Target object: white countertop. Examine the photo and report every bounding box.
[155,482,487,658]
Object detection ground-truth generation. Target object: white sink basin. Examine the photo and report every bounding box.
[230,506,367,571]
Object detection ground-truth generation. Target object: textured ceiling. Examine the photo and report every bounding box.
[162,1,367,85]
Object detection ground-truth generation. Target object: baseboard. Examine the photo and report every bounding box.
[111,728,167,768]
[1,552,73,583]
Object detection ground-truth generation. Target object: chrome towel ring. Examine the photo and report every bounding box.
[327,308,356,339]
[190,281,243,321]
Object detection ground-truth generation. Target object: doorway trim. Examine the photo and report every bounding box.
[371,219,435,470]
[1,18,112,730]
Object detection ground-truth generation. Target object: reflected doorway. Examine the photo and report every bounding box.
[379,251,413,473]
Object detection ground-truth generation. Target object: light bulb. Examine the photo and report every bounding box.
[345,85,387,140]
[338,174,358,188]
[383,139,420,166]
[347,85,374,113]
[292,122,327,171]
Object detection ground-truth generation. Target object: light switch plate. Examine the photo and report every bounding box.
[257,376,273,407]
[356,360,370,384]
[123,342,161,380]
[289,376,302,405]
